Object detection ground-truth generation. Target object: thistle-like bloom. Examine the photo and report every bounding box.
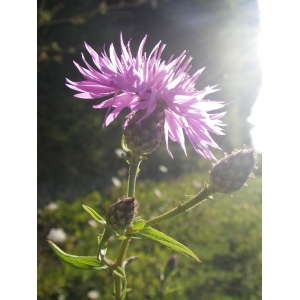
[66,33,227,159]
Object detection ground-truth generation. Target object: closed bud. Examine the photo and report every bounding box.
[164,255,177,280]
[209,147,258,194]
[123,102,165,155]
[106,197,138,230]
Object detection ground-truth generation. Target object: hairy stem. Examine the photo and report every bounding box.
[127,153,142,197]
[145,183,213,227]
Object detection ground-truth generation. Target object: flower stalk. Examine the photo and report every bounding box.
[145,183,213,227]
[114,151,143,300]
[144,147,257,228]
[126,153,143,197]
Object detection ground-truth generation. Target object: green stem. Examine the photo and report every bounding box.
[114,237,131,299]
[145,183,213,227]
[97,227,113,260]
[114,152,143,300]
[114,273,122,300]
[158,277,164,300]
[127,153,143,197]
[116,237,131,266]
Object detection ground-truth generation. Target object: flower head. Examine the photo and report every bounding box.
[66,33,227,159]
[106,196,138,230]
[123,101,165,155]
[209,147,259,194]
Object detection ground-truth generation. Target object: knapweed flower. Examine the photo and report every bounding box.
[66,33,227,159]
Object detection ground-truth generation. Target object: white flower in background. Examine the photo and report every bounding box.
[87,290,100,299]
[112,176,122,188]
[45,202,59,211]
[115,148,126,158]
[158,165,168,173]
[154,188,162,198]
[87,219,98,228]
[47,228,67,243]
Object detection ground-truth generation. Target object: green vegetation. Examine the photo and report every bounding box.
[38,170,261,300]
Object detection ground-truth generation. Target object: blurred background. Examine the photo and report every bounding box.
[37,0,262,299]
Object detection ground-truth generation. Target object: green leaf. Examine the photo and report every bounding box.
[48,240,104,270]
[114,233,128,241]
[121,134,132,153]
[82,205,106,225]
[112,266,126,278]
[132,227,201,262]
[97,234,102,245]
[121,288,132,300]
[132,218,145,231]
[123,256,139,269]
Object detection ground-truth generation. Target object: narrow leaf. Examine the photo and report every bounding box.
[123,256,139,269]
[179,194,194,205]
[82,205,106,225]
[48,240,104,270]
[133,227,201,262]
[112,266,126,278]
[114,234,128,241]
[121,288,132,300]
[121,134,132,153]
[132,219,145,231]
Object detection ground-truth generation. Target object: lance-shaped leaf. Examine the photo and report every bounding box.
[49,240,125,277]
[113,233,128,241]
[48,240,105,270]
[121,134,132,153]
[132,227,201,262]
[123,256,139,269]
[121,288,132,300]
[82,205,106,225]
[112,266,126,278]
[131,218,145,231]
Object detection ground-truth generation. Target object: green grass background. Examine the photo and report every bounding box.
[38,169,261,300]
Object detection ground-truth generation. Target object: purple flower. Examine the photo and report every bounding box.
[66,33,227,160]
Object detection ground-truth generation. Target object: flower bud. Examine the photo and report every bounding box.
[123,102,165,155]
[106,197,138,230]
[209,147,258,194]
[164,255,177,279]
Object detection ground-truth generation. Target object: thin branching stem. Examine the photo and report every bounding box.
[114,152,143,300]
[145,184,213,227]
